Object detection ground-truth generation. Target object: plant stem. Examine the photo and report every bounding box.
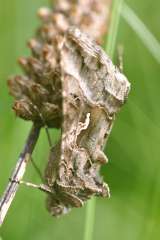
[0,124,41,226]
[83,198,96,240]
[83,0,124,239]
[106,0,124,59]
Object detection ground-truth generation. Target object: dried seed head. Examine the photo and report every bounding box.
[8,0,111,127]
[53,0,112,43]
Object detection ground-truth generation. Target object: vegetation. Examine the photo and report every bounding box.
[0,0,160,239]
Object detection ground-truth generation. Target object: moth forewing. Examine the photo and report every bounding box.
[44,27,130,217]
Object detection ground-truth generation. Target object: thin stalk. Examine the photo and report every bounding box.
[0,124,41,226]
[83,198,96,240]
[106,0,124,59]
[83,0,123,239]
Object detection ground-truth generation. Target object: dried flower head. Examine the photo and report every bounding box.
[8,0,111,128]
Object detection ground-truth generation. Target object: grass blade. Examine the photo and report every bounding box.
[106,0,124,58]
[121,2,160,64]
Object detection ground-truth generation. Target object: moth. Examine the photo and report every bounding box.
[43,27,130,216]
[5,2,130,221]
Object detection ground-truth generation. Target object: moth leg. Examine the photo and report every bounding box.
[30,157,44,183]
[9,178,52,194]
[43,124,52,148]
[20,181,52,194]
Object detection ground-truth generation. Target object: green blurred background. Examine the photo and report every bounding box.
[0,0,160,239]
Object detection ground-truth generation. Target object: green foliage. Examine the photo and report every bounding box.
[0,0,160,239]
[122,2,160,64]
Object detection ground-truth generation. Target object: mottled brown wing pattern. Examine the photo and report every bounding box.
[44,27,130,216]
